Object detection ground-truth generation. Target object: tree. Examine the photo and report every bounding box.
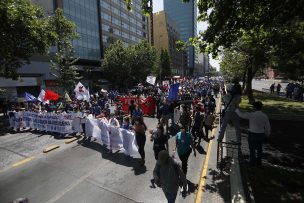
[159,49,171,79]
[48,9,81,91]
[101,40,129,89]
[194,0,303,102]
[0,0,53,79]
[129,40,157,83]
[101,40,157,89]
[220,49,248,84]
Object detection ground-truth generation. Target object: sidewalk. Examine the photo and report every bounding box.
[199,124,246,203]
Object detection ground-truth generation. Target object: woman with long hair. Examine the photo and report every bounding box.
[133,117,147,165]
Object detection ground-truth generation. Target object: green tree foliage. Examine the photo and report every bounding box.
[0,0,53,79]
[101,40,156,89]
[48,9,81,91]
[129,40,157,82]
[160,49,171,79]
[101,40,130,89]
[220,49,247,82]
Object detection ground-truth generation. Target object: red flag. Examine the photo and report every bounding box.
[44,90,60,101]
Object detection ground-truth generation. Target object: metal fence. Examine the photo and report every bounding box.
[216,141,241,174]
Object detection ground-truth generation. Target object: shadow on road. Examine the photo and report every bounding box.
[202,169,230,202]
[79,141,147,176]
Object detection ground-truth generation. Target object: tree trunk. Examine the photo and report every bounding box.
[246,64,255,104]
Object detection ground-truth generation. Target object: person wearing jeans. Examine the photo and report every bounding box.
[218,84,242,143]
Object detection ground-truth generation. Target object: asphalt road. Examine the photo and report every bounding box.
[0,116,208,203]
[252,79,288,93]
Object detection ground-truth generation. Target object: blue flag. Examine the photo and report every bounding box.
[168,83,180,101]
[24,92,37,102]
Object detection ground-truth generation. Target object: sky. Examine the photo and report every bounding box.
[153,0,220,70]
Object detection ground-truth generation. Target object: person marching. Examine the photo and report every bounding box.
[203,107,216,140]
[174,124,196,178]
[153,150,187,203]
[191,106,204,146]
[133,117,147,165]
[150,123,169,160]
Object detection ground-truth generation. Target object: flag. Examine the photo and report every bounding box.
[64,91,72,102]
[38,89,46,102]
[24,92,37,102]
[146,76,156,85]
[74,82,90,101]
[168,83,180,101]
[44,90,60,101]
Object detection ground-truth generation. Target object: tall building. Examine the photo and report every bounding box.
[197,53,209,76]
[164,0,197,75]
[153,11,184,75]
[99,0,149,50]
[0,0,149,100]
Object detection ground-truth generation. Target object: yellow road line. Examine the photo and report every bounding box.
[195,96,221,203]
[195,129,215,203]
[12,156,35,167]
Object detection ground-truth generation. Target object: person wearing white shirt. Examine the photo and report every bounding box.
[235,101,271,166]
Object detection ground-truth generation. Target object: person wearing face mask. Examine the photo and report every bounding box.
[174,124,196,179]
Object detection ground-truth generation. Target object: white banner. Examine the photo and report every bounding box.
[121,129,138,156]
[8,111,139,155]
[109,125,124,151]
[9,111,75,134]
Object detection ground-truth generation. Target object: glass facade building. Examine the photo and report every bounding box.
[62,0,148,61]
[100,0,149,51]
[63,0,101,61]
[164,0,197,74]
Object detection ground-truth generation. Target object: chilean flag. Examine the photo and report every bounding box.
[38,89,59,102]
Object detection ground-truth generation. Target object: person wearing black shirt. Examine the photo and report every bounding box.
[150,123,169,160]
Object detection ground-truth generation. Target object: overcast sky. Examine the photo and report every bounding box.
[153,0,220,70]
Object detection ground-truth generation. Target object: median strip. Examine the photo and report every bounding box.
[43,145,60,153]
[65,137,80,144]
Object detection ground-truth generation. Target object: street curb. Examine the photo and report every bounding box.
[43,145,60,153]
[65,137,80,144]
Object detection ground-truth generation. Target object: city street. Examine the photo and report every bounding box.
[0,116,208,203]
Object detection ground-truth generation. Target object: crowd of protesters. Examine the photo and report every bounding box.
[4,76,227,203]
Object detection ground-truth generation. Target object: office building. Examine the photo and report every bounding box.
[153,11,185,75]
[0,0,149,100]
[99,0,149,50]
[164,0,197,75]
[196,53,209,76]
